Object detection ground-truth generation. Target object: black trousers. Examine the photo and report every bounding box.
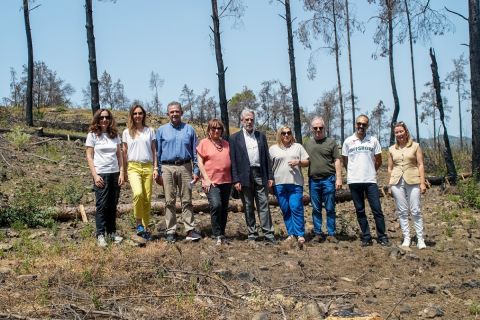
[94,172,120,236]
[206,183,232,237]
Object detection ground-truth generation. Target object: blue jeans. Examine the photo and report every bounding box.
[309,175,336,236]
[274,184,305,237]
[206,183,232,238]
[348,183,388,242]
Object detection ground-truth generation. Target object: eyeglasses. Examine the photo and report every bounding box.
[99,116,111,120]
[281,131,292,136]
[133,112,143,116]
[312,127,324,131]
[211,127,223,131]
[356,122,368,127]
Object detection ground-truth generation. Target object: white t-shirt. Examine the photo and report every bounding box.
[342,133,381,184]
[269,143,309,186]
[85,132,121,174]
[122,127,156,163]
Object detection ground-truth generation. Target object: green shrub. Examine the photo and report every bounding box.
[470,301,480,315]
[0,182,55,228]
[458,178,480,209]
[6,126,31,150]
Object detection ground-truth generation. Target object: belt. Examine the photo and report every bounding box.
[161,159,191,165]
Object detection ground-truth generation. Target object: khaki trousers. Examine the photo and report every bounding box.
[162,163,195,234]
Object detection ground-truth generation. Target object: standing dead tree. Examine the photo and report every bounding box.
[85,0,100,114]
[23,0,36,126]
[429,48,457,184]
[210,0,244,138]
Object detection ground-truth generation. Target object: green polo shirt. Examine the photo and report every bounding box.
[304,137,340,179]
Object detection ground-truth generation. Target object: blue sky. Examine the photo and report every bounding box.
[0,0,470,139]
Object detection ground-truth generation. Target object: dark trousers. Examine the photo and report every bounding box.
[240,167,274,239]
[94,172,120,237]
[206,183,232,238]
[349,183,387,242]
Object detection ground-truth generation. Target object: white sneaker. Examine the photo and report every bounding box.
[97,234,107,247]
[417,238,426,249]
[110,233,123,244]
[401,238,411,248]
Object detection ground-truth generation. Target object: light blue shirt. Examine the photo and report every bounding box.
[156,122,199,176]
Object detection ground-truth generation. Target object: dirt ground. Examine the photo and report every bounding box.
[0,124,479,319]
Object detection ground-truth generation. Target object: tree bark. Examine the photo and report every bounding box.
[23,0,34,127]
[404,0,420,143]
[85,0,100,115]
[457,78,463,149]
[387,0,400,146]
[345,0,355,133]
[429,48,457,184]
[211,0,230,138]
[469,0,480,179]
[332,0,345,142]
[284,0,303,143]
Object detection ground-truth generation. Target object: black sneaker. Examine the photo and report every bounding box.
[165,233,176,243]
[361,239,373,247]
[378,238,391,247]
[186,230,201,241]
[264,236,277,245]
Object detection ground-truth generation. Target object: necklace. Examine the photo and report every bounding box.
[210,138,223,152]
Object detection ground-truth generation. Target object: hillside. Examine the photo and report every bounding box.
[0,107,479,319]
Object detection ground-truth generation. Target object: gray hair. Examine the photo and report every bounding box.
[240,108,255,120]
[311,116,325,126]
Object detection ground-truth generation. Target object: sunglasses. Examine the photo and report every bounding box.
[356,122,368,127]
[133,112,143,116]
[312,127,324,131]
[99,116,111,120]
[281,131,292,136]
[211,127,223,131]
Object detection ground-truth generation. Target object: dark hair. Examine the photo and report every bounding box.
[127,103,147,137]
[88,108,118,139]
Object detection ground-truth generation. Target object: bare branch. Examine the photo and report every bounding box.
[219,0,234,18]
[444,6,468,22]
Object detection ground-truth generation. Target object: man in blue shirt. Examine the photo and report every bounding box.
[156,101,201,243]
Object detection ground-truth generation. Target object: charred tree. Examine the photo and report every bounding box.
[470,0,480,179]
[345,0,355,133]
[429,48,457,184]
[332,0,345,142]
[404,0,420,142]
[282,0,303,143]
[85,0,100,114]
[387,0,400,146]
[211,0,230,138]
[23,0,34,127]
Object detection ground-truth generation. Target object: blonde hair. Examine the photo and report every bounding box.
[393,121,413,149]
[276,125,296,146]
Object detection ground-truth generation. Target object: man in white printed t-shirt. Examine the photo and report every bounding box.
[342,114,390,247]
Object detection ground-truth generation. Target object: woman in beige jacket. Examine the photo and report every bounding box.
[387,122,427,249]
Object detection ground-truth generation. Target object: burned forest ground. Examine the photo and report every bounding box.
[0,107,479,319]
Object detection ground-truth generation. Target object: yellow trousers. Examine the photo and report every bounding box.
[128,161,153,227]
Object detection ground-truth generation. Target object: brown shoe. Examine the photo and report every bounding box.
[326,235,339,243]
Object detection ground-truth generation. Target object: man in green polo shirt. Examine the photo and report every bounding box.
[304,116,343,243]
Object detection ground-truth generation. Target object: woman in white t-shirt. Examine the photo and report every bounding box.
[122,104,157,240]
[86,109,124,247]
[269,125,309,246]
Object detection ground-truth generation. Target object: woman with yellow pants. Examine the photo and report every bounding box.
[122,103,158,240]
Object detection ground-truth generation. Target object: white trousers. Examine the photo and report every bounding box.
[391,177,424,240]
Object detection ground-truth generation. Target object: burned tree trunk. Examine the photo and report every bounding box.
[284,0,302,143]
[470,0,480,179]
[345,0,356,133]
[332,0,345,142]
[211,0,230,138]
[23,0,34,127]
[85,0,100,114]
[429,48,457,184]
[387,0,400,146]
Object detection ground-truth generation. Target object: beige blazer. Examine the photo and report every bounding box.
[388,142,421,185]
